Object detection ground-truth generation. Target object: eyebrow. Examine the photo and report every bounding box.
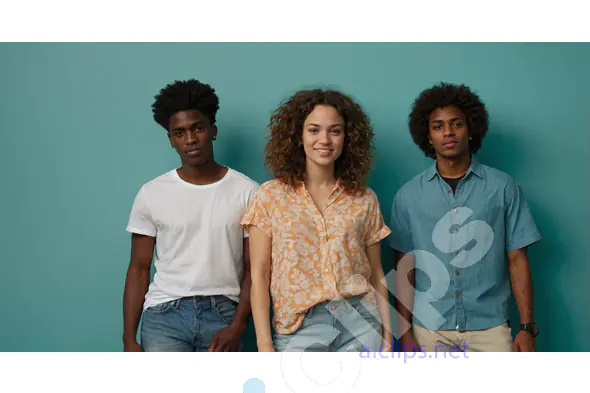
[305,122,345,128]
[431,117,465,123]
[172,121,204,132]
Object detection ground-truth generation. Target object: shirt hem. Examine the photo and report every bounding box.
[126,226,156,237]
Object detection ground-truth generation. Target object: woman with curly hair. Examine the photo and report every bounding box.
[241,89,392,352]
[389,83,541,353]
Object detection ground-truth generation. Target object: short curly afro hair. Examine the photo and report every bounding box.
[265,89,375,194]
[152,79,220,130]
[409,82,489,158]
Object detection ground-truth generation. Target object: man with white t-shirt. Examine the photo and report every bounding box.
[122,79,259,352]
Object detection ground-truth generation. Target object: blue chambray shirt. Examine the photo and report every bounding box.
[388,157,541,331]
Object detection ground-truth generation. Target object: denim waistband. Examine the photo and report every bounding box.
[174,295,232,309]
[306,294,371,317]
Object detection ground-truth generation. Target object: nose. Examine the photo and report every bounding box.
[318,130,332,145]
[184,131,197,145]
[443,124,455,137]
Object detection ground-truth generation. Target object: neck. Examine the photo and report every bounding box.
[178,159,224,185]
[304,160,337,188]
[436,153,471,179]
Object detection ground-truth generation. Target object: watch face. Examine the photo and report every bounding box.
[523,323,538,337]
[528,323,538,336]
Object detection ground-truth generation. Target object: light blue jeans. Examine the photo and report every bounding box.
[140,295,238,352]
[273,295,382,352]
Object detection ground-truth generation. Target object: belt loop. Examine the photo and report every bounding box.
[210,295,216,310]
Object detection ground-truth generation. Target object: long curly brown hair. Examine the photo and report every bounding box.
[264,89,375,194]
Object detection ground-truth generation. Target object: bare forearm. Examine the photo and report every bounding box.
[509,254,534,323]
[365,243,392,346]
[250,275,273,348]
[394,297,413,320]
[394,272,414,322]
[394,252,415,337]
[394,287,414,339]
[371,269,392,344]
[232,271,252,330]
[122,265,150,343]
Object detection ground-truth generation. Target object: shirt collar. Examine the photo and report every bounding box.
[296,177,344,197]
[426,161,438,182]
[426,156,484,181]
[467,157,484,179]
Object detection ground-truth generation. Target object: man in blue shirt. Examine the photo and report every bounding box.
[389,83,541,352]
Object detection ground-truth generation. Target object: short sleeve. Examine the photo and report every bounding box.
[363,190,392,247]
[505,179,542,252]
[126,187,156,237]
[387,190,413,253]
[240,187,272,238]
[242,183,260,239]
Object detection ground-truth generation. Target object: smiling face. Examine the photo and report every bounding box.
[428,105,470,160]
[301,104,346,171]
[167,109,217,167]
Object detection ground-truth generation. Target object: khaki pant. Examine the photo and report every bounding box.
[412,323,513,352]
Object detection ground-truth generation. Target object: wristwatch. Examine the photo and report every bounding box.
[520,322,539,337]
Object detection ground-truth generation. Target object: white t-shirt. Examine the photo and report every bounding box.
[126,167,259,310]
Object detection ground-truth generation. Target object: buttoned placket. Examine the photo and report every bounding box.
[300,182,343,298]
[441,176,467,331]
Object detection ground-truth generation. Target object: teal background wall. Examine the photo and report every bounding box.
[1,43,588,352]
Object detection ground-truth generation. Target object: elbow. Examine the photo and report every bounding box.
[251,267,270,290]
[128,260,151,277]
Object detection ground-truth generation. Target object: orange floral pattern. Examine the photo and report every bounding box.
[241,179,391,334]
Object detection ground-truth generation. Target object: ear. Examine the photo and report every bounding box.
[212,125,218,141]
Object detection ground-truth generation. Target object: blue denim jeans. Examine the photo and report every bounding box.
[140,295,238,352]
[273,295,382,352]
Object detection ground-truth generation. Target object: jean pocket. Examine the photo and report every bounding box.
[146,300,175,313]
[214,297,237,325]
